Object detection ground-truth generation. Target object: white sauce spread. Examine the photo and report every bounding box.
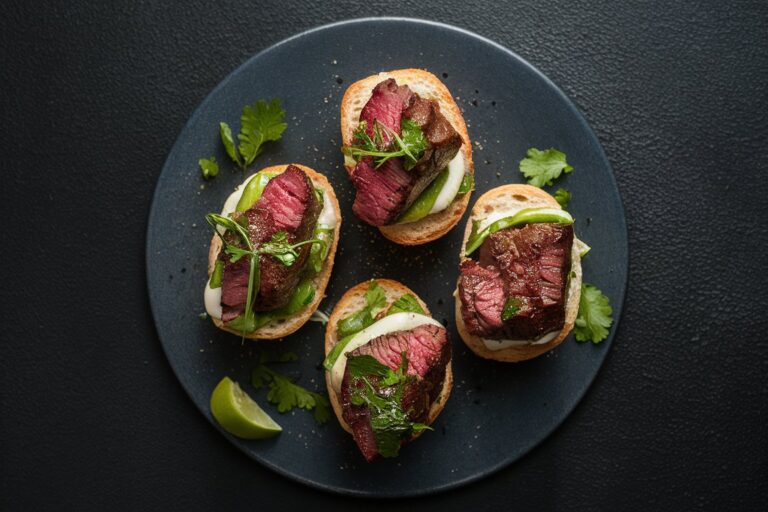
[330,312,442,394]
[430,151,466,214]
[203,172,337,320]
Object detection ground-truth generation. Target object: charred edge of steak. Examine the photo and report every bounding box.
[350,79,462,226]
[460,223,574,340]
[220,165,321,319]
[340,324,451,461]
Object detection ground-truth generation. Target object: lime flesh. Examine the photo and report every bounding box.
[210,377,282,439]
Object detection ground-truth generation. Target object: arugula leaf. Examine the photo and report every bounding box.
[199,157,219,180]
[251,355,330,424]
[501,297,521,321]
[574,283,613,343]
[344,119,428,170]
[554,187,571,208]
[238,99,287,167]
[519,147,573,187]
[458,173,474,194]
[219,122,241,167]
[387,294,425,315]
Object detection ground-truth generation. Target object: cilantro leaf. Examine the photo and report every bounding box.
[501,297,521,321]
[574,283,613,343]
[238,99,287,167]
[251,357,330,425]
[364,280,387,311]
[199,157,219,180]
[219,122,241,167]
[519,147,573,187]
[554,187,571,208]
[387,294,425,315]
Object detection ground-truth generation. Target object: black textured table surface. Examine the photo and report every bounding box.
[2,1,767,510]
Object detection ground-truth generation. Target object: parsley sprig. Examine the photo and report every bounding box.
[344,119,427,170]
[519,147,573,187]
[206,213,326,337]
[251,352,331,425]
[575,283,614,343]
[219,98,287,172]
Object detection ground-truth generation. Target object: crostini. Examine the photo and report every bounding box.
[340,69,474,245]
[455,184,584,362]
[323,279,452,461]
[204,164,341,339]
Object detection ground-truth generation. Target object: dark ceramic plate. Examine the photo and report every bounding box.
[146,18,627,497]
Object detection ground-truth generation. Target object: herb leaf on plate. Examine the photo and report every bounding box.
[238,98,288,167]
[554,187,571,208]
[574,283,613,343]
[199,157,219,180]
[519,147,573,187]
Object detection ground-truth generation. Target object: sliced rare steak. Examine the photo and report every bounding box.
[220,165,320,321]
[349,79,462,226]
[459,223,574,340]
[340,323,450,462]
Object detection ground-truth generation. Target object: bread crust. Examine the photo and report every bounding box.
[340,69,474,245]
[324,279,452,436]
[454,184,583,362]
[206,164,341,340]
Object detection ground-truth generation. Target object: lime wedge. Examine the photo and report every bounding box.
[210,377,282,439]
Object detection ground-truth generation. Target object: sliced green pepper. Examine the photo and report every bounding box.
[209,260,224,289]
[396,167,450,224]
[235,171,278,212]
[465,208,574,256]
[458,173,473,194]
[323,333,355,371]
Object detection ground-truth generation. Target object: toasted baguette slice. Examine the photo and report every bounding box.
[340,69,474,245]
[455,184,582,362]
[324,279,452,436]
[207,164,341,340]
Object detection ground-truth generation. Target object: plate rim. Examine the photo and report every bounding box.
[146,16,629,498]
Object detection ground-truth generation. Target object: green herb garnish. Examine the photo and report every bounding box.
[219,99,287,172]
[519,147,573,187]
[335,280,387,339]
[574,283,613,344]
[465,208,574,256]
[554,187,571,208]
[501,297,521,321]
[347,353,431,458]
[387,294,425,315]
[343,119,427,170]
[206,213,326,337]
[252,352,331,425]
[199,157,219,180]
